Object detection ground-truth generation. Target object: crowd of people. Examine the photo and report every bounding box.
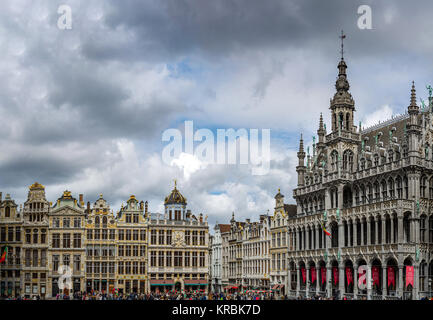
[2,291,433,300]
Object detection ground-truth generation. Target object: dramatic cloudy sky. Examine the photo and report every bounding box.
[1,0,433,229]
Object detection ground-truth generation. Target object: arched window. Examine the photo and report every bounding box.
[95,216,100,228]
[396,176,403,199]
[346,113,350,131]
[420,215,427,242]
[354,186,360,205]
[331,222,339,248]
[381,180,387,200]
[403,213,411,243]
[102,216,108,228]
[374,182,380,201]
[429,216,433,243]
[370,216,376,245]
[429,178,433,199]
[343,186,353,208]
[420,176,427,198]
[5,207,10,218]
[403,176,409,199]
[385,215,391,244]
[420,261,427,292]
[339,112,344,130]
[367,183,373,203]
[343,150,354,172]
[388,178,395,198]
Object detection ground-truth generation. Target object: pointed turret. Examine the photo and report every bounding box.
[317,113,326,147]
[296,134,306,187]
[407,81,421,155]
[330,31,355,133]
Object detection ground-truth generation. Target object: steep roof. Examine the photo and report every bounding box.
[218,224,231,233]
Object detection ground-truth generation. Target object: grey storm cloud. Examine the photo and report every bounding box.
[92,0,433,61]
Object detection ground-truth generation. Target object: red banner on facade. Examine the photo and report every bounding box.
[333,266,339,285]
[321,267,326,285]
[345,267,353,285]
[301,267,306,283]
[406,266,414,288]
[372,266,380,286]
[311,267,316,283]
[387,267,395,288]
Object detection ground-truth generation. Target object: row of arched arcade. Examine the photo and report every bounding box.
[287,256,432,300]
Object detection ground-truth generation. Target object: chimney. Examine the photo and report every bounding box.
[145,201,148,215]
[79,194,84,207]
[87,201,90,213]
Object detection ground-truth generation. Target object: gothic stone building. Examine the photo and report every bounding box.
[289,52,433,300]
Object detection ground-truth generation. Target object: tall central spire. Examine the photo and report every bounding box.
[330,31,355,133]
[340,30,346,60]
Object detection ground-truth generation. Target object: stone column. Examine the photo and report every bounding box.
[367,263,372,300]
[391,218,395,243]
[326,266,332,298]
[338,222,344,248]
[316,267,320,293]
[288,267,292,295]
[339,263,345,299]
[316,227,320,249]
[367,219,371,245]
[296,266,300,297]
[337,185,343,210]
[354,221,358,246]
[414,264,419,300]
[325,189,331,211]
[382,267,387,298]
[381,217,386,244]
[398,216,404,243]
[375,218,380,244]
[354,265,359,298]
[306,266,310,298]
[398,265,404,298]
[360,220,364,245]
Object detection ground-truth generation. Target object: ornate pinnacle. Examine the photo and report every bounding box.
[410,81,417,107]
[319,113,324,131]
[299,134,304,153]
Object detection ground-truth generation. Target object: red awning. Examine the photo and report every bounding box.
[231,286,238,289]
[272,284,279,290]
